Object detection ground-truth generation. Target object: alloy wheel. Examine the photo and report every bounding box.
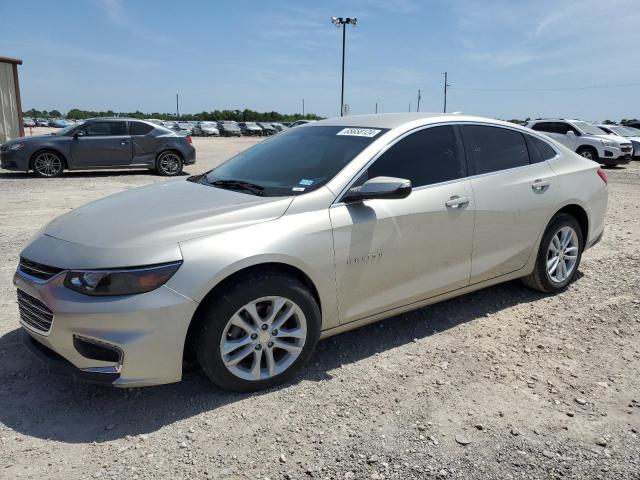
[546,226,579,283]
[219,296,307,381]
[158,153,182,175]
[33,152,62,177]
[580,150,594,160]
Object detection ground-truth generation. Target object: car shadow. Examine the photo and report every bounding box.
[0,170,190,179]
[0,279,548,444]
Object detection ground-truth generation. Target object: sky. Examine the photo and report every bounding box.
[1,0,639,121]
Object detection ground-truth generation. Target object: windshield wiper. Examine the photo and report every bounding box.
[209,179,265,196]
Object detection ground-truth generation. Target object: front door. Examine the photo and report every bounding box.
[70,121,132,168]
[330,125,475,324]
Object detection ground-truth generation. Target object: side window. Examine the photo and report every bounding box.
[532,122,554,133]
[365,125,466,188]
[129,121,154,136]
[82,122,127,136]
[461,125,529,174]
[525,134,557,163]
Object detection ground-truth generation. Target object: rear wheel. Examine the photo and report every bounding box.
[156,151,183,176]
[522,213,584,293]
[32,151,64,178]
[194,272,321,392]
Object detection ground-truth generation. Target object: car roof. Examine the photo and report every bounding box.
[313,113,517,130]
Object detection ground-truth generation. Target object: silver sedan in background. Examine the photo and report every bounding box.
[14,113,608,391]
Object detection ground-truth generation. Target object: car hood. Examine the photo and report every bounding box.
[44,179,294,249]
[595,133,631,145]
[2,134,60,146]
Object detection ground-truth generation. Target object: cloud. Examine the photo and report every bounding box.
[97,0,175,45]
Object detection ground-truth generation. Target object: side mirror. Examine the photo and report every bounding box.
[566,131,576,138]
[343,176,412,203]
[73,131,85,139]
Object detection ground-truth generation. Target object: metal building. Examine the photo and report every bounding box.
[0,56,24,144]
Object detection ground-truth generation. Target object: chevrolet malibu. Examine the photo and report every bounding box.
[15,113,608,392]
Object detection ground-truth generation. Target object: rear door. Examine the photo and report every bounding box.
[330,124,475,323]
[70,121,132,167]
[460,124,561,283]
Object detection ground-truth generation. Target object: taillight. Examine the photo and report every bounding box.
[597,167,608,185]
[186,135,192,144]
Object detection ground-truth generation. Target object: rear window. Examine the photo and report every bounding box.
[461,125,529,174]
[525,134,557,163]
[129,121,154,136]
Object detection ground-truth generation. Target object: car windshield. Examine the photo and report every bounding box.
[574,121,607,136]
[55,124,77,136]
[201,122,216,127]
[203,125,387,197]
[624,126,640,136]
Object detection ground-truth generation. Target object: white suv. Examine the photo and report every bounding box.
[527,119,632,166]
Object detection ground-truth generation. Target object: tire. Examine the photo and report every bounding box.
[576,146,599,163]
[522,213,584,293]
[155,151,183,176]
[31,150,65,178]
[193,272,321,392]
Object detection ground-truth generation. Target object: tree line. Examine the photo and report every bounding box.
[23,108,323,122]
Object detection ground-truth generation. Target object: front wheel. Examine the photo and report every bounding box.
[32,151,64,178]
[577,147,599,163]
[194,272,321,392]
[522,213,584,293]
[156,151,183,176]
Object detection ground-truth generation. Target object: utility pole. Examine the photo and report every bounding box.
[176,93,180,119]
[417,89,421,112]
[375,102,378,114]
[443,72,450,113]
[302,98,305,117]
[408,103,411,112]
[331,17,357,116]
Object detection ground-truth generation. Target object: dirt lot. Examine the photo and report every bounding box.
[0,130,638,479]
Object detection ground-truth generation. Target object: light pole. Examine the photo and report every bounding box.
[331,16,357,116]
[176,93,180,119]
[302,98,305,117]
[443,72,450,113]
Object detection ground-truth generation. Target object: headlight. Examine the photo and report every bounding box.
[8,143,24,151]
[64,262,182,296]
[601,140,615,148]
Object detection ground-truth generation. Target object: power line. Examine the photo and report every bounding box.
[450,82,640,93]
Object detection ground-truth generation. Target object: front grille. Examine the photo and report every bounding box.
[621,145,632,152]
[18,257,64,281]
[17,290,54,333]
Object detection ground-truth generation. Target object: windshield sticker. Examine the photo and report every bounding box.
[299,179,314,186]
[292,187,306,192]
[337,128,382,138]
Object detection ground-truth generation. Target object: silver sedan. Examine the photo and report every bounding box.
[14,113,608,391]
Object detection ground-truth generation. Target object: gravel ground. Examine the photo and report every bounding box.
[0,130,638,479]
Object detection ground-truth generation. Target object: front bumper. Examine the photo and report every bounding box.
[0,148,30,171]
[14,268,199,387]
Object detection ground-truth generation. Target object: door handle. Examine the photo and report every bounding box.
[531,179,550,191]
[120,141,130,145]
[445,196,470,208]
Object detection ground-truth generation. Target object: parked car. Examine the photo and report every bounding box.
[257,122,277,135]
[36,119,49,127]
[193,122,220,137]
[14,113,607,391]
[238,122,263,136]
[23,117,36,128]
[217,121,242,137]
[172,121,193,135]
[289,120,315,128]
[527,119,632,166]
[0,118,195,177]
[597,124,639,159]
[270,122,287,132]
